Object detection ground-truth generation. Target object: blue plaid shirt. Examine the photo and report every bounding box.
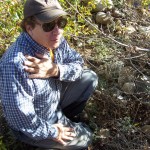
[0,32,84,140]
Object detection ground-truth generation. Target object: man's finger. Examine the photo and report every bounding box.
[62,134,74,141]
[56,139,67,146]
[28,74,46,79]
[63,127,74,132]
[25,55,41,64]
[64,131,76,137]
[24,61,38,68]
[24,66,39,73]
[35,53,49,59]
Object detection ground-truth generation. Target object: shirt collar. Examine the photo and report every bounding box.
[23,32,49,55]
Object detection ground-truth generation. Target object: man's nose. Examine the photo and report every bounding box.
[52,24,61,34]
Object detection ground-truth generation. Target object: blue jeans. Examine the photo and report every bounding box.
[12,69,98,149]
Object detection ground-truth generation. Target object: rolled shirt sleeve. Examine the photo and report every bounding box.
[56,38,84,81]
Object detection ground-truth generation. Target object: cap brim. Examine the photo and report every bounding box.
[35,9,68,23]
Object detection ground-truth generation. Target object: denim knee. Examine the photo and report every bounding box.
[82,69,98,89]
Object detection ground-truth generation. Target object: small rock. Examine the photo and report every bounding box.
[99,128,110,138]
[111,9,125,18]
[135,75,150,93]
[105,60,124,79]
[125,25,136,34]
[77,42,83,47]
[94,0,105,12]
[122,82,136,94]
[92,0,114,12]
[118,66,135,87]
[141,125,150,135]
[138,26,150,37]
[96,11,113,25]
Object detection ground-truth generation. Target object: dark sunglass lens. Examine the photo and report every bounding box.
[42,22,55,32]
[58,18,67,29]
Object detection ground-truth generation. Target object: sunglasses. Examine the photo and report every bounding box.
[36,17,67,32]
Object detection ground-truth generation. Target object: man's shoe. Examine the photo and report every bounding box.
[71,111,89,124]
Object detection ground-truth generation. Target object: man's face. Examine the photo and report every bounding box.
[29,17,66,50]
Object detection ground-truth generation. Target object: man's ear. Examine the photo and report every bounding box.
[26,24,32,33]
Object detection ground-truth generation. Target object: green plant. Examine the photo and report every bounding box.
[142,0,150,8]
[0,137,7,150]
[59,0,98,39]
[0,0,98,56]
[118,117,136,133]
[0,0,24,56]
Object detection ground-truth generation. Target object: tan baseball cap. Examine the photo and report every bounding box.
[24,0,68,23]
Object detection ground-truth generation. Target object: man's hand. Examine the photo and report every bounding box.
[24,53,59,78]
[53,124,76,145]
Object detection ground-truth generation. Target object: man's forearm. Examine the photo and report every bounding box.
[58,63,83,81]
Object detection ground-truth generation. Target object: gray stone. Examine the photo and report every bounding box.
[122,82,136,94]
[95,12,113,25]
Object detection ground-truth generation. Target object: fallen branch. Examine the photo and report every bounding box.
[66,0,150,52]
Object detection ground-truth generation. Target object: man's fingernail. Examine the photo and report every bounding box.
[23,66,28,69]
[63,143,67,146]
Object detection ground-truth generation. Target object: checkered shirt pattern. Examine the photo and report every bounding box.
[0,32,84,140]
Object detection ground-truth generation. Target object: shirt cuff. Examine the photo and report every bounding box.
[57,64,65,81]
[49,125,59,138]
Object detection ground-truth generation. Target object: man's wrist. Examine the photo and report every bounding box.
[53,64,60,77]
[51,125,59,138]
[48,64,60,77]
[55,64,60,77]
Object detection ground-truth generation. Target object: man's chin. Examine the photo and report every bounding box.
[49,42,60,49]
